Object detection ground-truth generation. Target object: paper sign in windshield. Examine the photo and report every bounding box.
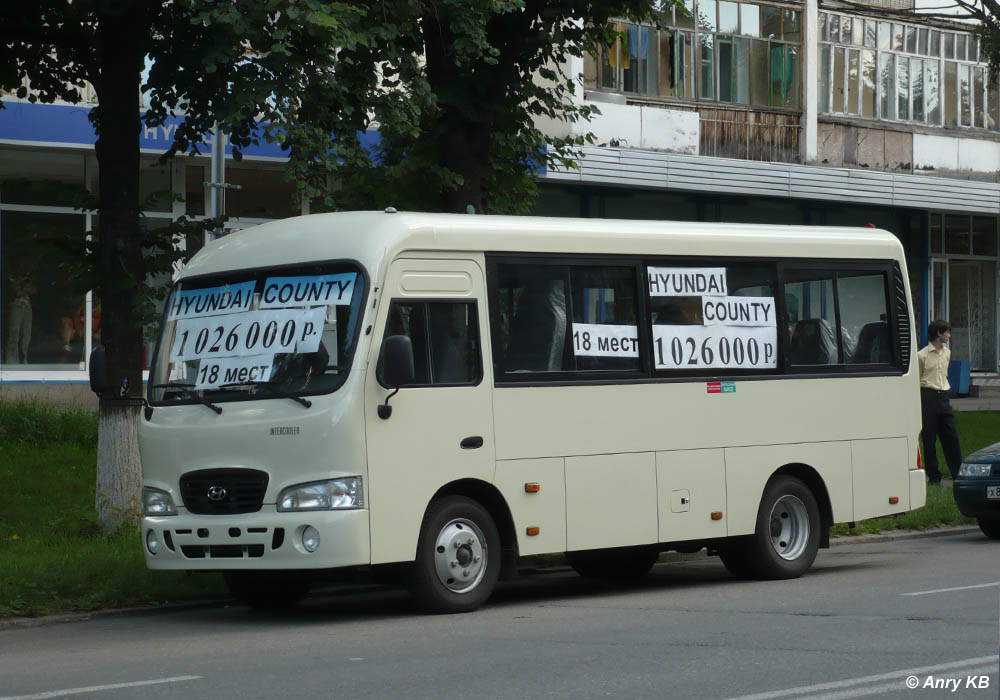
[194,354,274,390]
[653,325,777,370]
[167,282,255,320]
[260,273,356,309]
[571,323,639,357]
[648,267,727,297]
[701,296,776,327]
[171,307,327,362]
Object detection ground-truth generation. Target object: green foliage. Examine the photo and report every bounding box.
[0,403,225,617]
[0,401,97,450]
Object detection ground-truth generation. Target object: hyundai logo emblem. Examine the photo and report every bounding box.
[207,485,228,502]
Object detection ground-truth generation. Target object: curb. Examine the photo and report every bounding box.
[828,524,981,546]
[0,525,984,630]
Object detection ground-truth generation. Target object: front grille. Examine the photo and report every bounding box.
[179,468,268,514]
[181,544,265,559]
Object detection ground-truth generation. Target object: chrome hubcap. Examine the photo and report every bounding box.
[433,518,487,594]
[768,495,809,561]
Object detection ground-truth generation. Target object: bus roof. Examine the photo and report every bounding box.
[182,211,905,279]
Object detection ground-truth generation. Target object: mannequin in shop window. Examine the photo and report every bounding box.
[59,301,101,360]
[5,261,36,364]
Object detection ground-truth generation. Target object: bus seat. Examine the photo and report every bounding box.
[790,318,837,365]
[854,321,890,364]
[507,280,567,371]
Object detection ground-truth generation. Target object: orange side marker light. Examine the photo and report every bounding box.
[526,527,540,536]
[524,483,540,493]
[711,511,723,521]
[889,497,899,505]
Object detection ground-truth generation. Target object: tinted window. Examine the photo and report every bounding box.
[379,301,481,386]
[491,262,642,378]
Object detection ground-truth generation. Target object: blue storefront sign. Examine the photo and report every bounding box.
[0,101,382,160]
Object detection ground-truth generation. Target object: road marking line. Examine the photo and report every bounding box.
[715,656,999,700]
[0,675,202,700]
[902,581,1000,596]
[808,666,997,700]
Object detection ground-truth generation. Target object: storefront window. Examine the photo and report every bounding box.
[1,212,88,368]
[0,151,88,207]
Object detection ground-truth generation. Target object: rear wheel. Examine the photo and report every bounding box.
[223,571,312,609]
[408,496,501,613]
[566,547,659,581]
[721,476,820,579]
[977,516,1000,539]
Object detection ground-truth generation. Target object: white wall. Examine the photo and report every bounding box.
[914,133,1000,177]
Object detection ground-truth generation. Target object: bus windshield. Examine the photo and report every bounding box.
[148,261,366,405]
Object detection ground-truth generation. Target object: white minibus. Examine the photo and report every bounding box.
[132,211,924,613]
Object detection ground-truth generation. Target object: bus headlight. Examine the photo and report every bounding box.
[958,463,993,478]
[277,477,364,511]
[142,487,178,516]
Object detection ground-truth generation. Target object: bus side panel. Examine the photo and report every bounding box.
[493,457,566,556]
[655,448,727,543]
[724,442,853,536]
[909,438,927,510]
[566,453,658,551]
[851,438,910,520]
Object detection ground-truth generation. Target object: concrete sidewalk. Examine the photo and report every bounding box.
[951,396,1000,411]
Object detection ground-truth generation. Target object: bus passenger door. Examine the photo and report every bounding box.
[364,258,496,565]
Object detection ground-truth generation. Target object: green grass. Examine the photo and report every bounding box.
[1,401,997,618]
[0,402,226,618]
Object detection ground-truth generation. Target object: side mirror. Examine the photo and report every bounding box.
[378,335,414,419]
[88,345,110,396]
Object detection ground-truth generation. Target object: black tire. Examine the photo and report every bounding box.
[722,476,821,580]
[223,571,312,609]
[408,496,501,614]
[977,517,1000,539]
[718,539,756,579]
[566,547,659,581]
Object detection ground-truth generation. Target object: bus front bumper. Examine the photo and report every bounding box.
[141,507,370,570]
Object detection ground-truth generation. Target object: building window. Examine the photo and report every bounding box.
[819,11,999,131]
[587,2,802,110]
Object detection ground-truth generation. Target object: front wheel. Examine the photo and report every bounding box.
[720,476,820,580]
[408,496,501,613]
[977,516,1000,539]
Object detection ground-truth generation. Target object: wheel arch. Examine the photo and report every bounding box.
[771,463,834,548]
[425,479,518,576]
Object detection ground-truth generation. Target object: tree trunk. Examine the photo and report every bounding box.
[91,5,147,532]
[95,401,143,530]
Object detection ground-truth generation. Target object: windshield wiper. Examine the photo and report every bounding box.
[150,382,223,415]
[217,380,312,408]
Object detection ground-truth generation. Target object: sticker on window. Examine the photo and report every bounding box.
[170,307,327,362]
[701,296,776,327]
[653,325,777,369]
[167,282,256,320]
[193,354,275,389]
[260,273,356,308]
[571,323,639,357]
[648,267,727,297]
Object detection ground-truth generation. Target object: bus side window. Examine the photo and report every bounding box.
[500,267,569,373]
[378,301,481,386]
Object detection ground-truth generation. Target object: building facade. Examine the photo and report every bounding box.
[532,0,1000,378]
[1,0,998,395]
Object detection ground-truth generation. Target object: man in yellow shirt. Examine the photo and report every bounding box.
[918,319,962,485]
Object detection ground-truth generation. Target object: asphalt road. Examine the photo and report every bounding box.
[1,530,998,700]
